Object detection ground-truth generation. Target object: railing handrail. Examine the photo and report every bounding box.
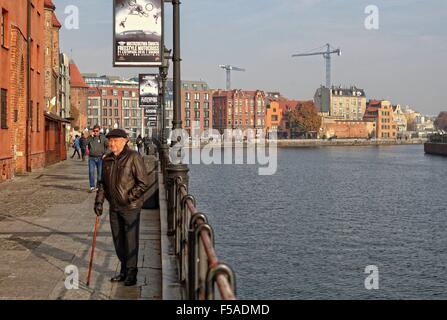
[175,177,236,300]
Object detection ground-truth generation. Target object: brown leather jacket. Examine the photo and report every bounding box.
[95,145,150,211]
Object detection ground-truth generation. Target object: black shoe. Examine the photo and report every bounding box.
[124,274,137,286]
[110,274,126,282]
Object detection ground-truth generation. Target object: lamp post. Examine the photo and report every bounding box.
[166,0,189,236]
[159,47,171,173]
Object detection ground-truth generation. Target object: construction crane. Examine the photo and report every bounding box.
[219,65,245,90]
[292,43,341,88]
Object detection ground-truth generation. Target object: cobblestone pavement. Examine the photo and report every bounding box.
[0,157,161,300]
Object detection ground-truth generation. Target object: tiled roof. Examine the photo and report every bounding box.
[44,0,56,10]
[52,13,62,29]
[70,62,89,88]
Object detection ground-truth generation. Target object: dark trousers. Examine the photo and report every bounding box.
[71,148,81,159]
[109,208,141,275]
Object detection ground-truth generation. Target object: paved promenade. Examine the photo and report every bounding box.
[0,157,161,300]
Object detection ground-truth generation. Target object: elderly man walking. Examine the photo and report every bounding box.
[94,129,150,286]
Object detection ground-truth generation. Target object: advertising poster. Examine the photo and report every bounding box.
[139,74,159,106]
[114,0,163,66]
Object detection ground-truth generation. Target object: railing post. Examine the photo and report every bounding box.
[193,223,214,300]
[166,164,189,236]
[188,213,208,300]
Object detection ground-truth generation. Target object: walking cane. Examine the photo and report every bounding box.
[86,215,101,287]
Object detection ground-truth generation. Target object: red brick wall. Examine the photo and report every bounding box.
[322,121,373,139]
[0,0,45,181]
[70,87,88,130]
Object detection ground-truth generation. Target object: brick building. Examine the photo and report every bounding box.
[181,80,213,136]
[0,0,46,181]
[43,0,69,166]
[84,75,143,140]
[43,0,60,113]
[69,61,88,131]
[213,89,266,135]
[363,100,397,139]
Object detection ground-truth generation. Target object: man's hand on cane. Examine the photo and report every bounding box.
[94,202,103,216]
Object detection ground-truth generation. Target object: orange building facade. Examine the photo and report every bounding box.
[363,100,397,139]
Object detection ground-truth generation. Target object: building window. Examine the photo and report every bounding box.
[101,89,107,96]
[1,9,7,48]
[194,93,200,100]
[204,102,209,110]
[36,103,40,132]
[113,90,118,96]
[194,101,200,109]
[114,109,118,117]
[185,101,190,109]
[185,92,190,100]
[204,93,209,101]
[29,100,33,131]
[1,89,7,129]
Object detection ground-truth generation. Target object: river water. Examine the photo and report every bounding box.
[188,144,447,299]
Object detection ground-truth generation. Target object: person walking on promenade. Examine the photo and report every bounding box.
[136,134,144,155]
[87,125,108,193]
[94,129,150,286]
[70,135,81,159]
[80,134,88,161]
[143,135,151,155]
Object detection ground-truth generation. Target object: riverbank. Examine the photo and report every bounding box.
[276,138,427,148]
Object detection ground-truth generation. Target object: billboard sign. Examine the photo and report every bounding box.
[113,0,163,67]
[139,74,159,106]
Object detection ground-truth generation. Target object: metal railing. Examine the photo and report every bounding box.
[428,133,447,144]
[153,135,237,299]
[172,175,237,300]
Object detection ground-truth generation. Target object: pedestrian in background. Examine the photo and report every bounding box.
[80,134,87,161]
[143,135,151,155]
[136,134,144,155]
[87,125,108,193]
[94,128,150,286]
[70,135,81,159]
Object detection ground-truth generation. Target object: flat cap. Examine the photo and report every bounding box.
[106,128,128,139]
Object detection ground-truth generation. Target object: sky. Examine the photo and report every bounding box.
[55,0,447,115]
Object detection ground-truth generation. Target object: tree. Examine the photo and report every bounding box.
[288,101,322,137]
[434,112,447,131]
